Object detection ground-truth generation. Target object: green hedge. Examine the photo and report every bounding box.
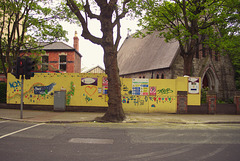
[0,82,6,103]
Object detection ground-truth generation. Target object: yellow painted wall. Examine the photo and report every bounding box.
[7,73,201,113]
[188,77,201,105]
[7,73,108,107]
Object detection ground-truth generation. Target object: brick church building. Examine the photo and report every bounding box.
[117,31,236,101]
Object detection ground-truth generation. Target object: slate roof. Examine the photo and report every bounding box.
[21,42,82,57]
[117,31,179,75]
[82,65,105,73]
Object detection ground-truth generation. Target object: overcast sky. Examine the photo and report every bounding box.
[61,18,140,71]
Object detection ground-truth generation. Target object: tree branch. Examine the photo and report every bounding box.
[112,0,130,27]
[66,0,102,45]
[181,0,190,31]
[84,0,100,20]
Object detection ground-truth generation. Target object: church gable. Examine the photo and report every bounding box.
[117,31,179,75]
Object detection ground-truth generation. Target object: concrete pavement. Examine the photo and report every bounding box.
[1,108,240,124]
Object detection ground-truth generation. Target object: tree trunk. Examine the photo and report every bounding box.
[101,49,125,122]
[98,11,125,122]
[183,53,194,76]
[0,51,7,78]
[66,0,127,122]
[181,37,197,76]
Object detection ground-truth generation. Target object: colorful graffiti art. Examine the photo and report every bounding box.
[66,82,75,105]
[84,94,93,103]
[7,73,200,113]
[85,86,97,96]
[9,80,21,91]
[157,88,173,95]
[34,83,56,95]
[8,82,55,103]
[122,95,175,106]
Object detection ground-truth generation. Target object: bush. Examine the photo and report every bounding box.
[201,87,208,104]
[0,82,7,103]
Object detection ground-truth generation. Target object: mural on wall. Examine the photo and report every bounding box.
[9,80,21,92]
[34,83,56,95]
[7,73,201,113]
[122,95,175,106]
[81,77,99,104]
[85,86,97,96]
[122,79,176,109]
[8,82,55,103]
[66,82,75,105]
[83,94,93,103]
[157,88,173,95]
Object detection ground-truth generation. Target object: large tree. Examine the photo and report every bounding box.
[0,0,67,77]
[62,0,130,122]
[129,0,239,76]
[216,0,240,89]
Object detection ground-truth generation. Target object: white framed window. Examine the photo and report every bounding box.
[59,55,66,71]
[42,56,48,71]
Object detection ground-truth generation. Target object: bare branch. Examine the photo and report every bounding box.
[112,0,130,27]
[84,0,100,20]
[66,0,102,45]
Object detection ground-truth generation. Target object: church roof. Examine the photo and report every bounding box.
[117,31,179,75]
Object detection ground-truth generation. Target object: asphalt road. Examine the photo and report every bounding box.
[0,120,240,161]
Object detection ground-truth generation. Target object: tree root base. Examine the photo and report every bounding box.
[94,112,126,123]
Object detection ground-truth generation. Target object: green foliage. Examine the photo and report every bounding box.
[0,82,6,103]
[227,35,240,90]
[128,0,240,76]
[201,87,208,104]
[128,1,220,76]
[0,0,68,77]
[129,0,237,47]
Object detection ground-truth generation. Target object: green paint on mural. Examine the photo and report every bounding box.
[66,82,75,105]
[157,88,173,95]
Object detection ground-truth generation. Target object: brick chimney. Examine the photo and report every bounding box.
[73,31,79,52]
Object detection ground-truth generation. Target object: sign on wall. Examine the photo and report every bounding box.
[188,77,200,94]
[102,77,108,95]
[150,86,157,96]
[132,78,149,95]
[81,78,98,86]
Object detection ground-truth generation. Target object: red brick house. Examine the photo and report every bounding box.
[21,32,82,73]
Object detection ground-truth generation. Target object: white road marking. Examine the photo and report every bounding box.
[0,120,10,124]
[0,123,46,139]
[192,145,227,161]
[69,138,114,144]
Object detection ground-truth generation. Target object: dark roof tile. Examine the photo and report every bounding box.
[117,31,179,75]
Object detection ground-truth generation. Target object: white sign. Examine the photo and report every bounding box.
[188,77,200,94]
[132,79,149,95]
